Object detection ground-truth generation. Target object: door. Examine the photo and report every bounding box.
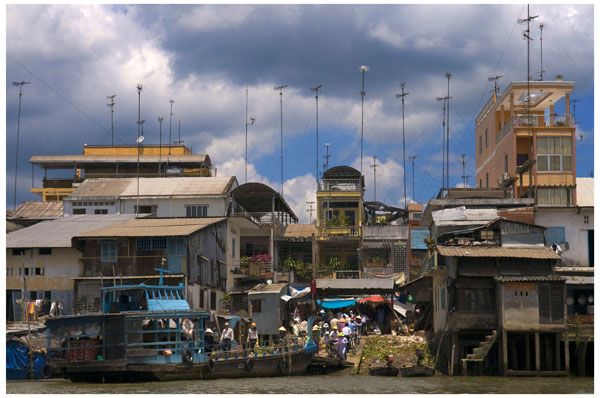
[167,238,186,274]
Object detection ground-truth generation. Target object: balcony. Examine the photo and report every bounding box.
[497,114,574,143]
[233,255,273,280]
[81,255,184,277]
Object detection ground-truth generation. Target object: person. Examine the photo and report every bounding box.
[330,316,339,331]
[311,325,321,353]
[354,315,362,335]
[204,328,215,354]
[220,322,234,352]
[247,322,258,353]
[337,332,348,360]
[277,326,290,351]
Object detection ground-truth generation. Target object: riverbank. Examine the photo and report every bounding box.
[353,335,433,375]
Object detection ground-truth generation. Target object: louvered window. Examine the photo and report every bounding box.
[538,283,564,324]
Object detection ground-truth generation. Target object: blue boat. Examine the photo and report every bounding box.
[45,270,316,382]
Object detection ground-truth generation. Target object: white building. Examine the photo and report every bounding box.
[535,178,594,266]
[63,176,238,217]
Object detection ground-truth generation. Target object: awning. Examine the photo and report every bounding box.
[317,298,356,309]
[358,295,386,303]
[393,301,415,318]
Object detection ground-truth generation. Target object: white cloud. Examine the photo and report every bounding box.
[283,173,317,224]
[178,6,253,32]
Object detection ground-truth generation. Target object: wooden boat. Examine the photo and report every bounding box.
[45,271,316,382]
[368,364,399,377]
[399,364,434,377]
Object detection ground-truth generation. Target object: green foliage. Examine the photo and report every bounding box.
[283,257,312,278]
[220,292,232,305]
[326,256,344,270]
[327,214,350,227]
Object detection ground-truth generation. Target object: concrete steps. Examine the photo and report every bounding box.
[461,330,498,376]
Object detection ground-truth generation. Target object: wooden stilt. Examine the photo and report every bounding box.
[534,332,540,372]
[502,330,508,375]
[555,334,561,371]
[544,334,552,371]
[564,337,570,373]
[525,334,531,371]
[510,338,518,371]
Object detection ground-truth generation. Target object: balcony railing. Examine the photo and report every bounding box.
[319,225,360,238]
[81,255,184,277]
[497,114,574,143]
[234,261,273,280]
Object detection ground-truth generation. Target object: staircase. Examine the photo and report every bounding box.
[461,330,498,376]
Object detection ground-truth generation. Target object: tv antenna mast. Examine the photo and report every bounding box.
[158,116,164,174]
[518,5,538,198]
[396,82,410,208]
[323,143,332,173]
[459,154,468,188]
[168,98,174,155]
[538,23,545,81]
[311,84,323,185]
[12,81,30,211]
[369,156,378,201]
[359,65,369,175]
[244,87,256,183]
[107,94,116,146]
[306,201,316,223]
[274,84,288,196]
[488,75,503,97]
[408,155,419,203]
[175,117,183,145]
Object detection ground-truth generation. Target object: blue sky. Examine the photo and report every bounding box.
[5,4,594,221]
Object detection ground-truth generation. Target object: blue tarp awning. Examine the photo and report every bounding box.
[6,340,45,380]
[317,298,356,309]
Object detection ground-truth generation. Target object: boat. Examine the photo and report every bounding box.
[368,364,399,377]
[45,270,316,382]
[399,364,434,377]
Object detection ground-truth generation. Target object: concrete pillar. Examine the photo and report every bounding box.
[549,104,555,126]
[535,332,541,372]
[502,330,508,375]
[525,334,531,370]
[565,93,571,118]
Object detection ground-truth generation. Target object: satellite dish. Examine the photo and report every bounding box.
[136,136,145,144]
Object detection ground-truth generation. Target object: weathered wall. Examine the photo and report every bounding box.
[6,247,82,290]
[500,282,539,329]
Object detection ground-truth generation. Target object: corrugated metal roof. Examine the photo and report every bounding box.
[432,207,498,222]
[316,278,394,290]
[248,283,288,294]
[576,178,594,207]
[75,217,226,238]
[494,275,565,282]
[30,154,209,165]
[6,214,137,248]
[283,224,317,238]
[410,227,430,250]
[363,225,408,240]
[9,201,63,220]
[68,176,235,199]
[437,245,560,259]
[562,275,594,285]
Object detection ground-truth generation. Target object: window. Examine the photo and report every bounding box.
[479,179,482,188]
[410,212,422,220]
[210,291,217,310]
[251,299,262,313]
[186,205,208,218]
[135,205,157,214]
[35,267,44,276]
[440,287,446,310]
[38,248,52,255]
[544,226,566,246]
[485,128,488,148]
[537,188,572,207]
[7,268,13,276]
[136,237,167,251]
[12,248,26,256]
[231,237,236,258]
[538,284,564,324]
[100,240,118,263]
[94,209,108,215]
[485,172,489,188]
[584,215,589,225]
[480,230,494,240]
[479,136,483,154]
[504,154,509,173]
[73,208,86,215]
[458,288,495,312]
[537,136,573,172]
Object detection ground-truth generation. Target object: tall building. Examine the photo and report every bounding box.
[475,77,576,206]
[30,144,212,202]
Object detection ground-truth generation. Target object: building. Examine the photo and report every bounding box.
[7,201,64,230]
[431,218,565,376]
[5,214,136,321]
[315,166,364,278]
[30,144,212,202]
[275,224,317,283]
[535,177,594,267]
[71,216,260,313]
[361,225,408,280]
[474,78,575,204]
[63,176,237,217]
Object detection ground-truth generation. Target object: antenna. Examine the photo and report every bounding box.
[369,156,378,201]
[106,95,116,146]
[459,154,468,188]
[538,22,545,81]
[311,84,323,186]
[175,117,183,145]
[244,87,256,183]
[518,5,538,198]
[408,155,419,203]
[274,84,288,196]
[445,73,451,190]
[136,84,143,139]
[396,82,410,208]
[572,99,581,128]
[323,143,332,173]
[487,75,503,97]
[158,116,164,175]
[306,201,316,223]
[359,65,369,175]
[12,81,30,211]
[168,98,174,155]
[436,94,452,189]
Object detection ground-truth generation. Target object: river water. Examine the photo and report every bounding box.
[6,374,593,394]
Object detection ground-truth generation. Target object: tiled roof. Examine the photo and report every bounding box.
[494,275,565,282]
[436,245,560,259]
[283,224,317,238]
[9,201,64,220]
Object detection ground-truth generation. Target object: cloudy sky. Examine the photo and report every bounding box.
[5,3,594,221]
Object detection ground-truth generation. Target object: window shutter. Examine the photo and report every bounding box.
[538,284,551,324]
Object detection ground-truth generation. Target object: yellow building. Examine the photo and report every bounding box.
[30,144,212,202]
[316,166,364,278]
[475,78,576,206]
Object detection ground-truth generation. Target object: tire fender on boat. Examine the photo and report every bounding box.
[278,358,289,375]
[245,358,254,372]
[182,350,194,364]
[42,364,53,379]
[207,358,216,372]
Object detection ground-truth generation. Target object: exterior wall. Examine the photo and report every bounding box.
[500,282,540,329]
[83,145,191,156]
[63,200,118,216]
[248,291,285,335]
[6,247,82,291]
[120,197,228,217]
[432,268,448,333]
[535,207,594,266]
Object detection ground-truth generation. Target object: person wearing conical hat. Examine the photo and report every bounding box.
[204,328,215,354]
[247,321,258,353]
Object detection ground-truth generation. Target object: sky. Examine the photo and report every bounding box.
[5,3,595,222]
